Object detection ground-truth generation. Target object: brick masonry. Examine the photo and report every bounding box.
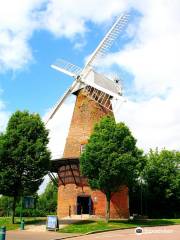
[63,90,111,159]
[58,184,129,218]
[57,90,129,218]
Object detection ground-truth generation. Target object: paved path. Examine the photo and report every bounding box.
[75,225,180,240]
[6,230,80,240]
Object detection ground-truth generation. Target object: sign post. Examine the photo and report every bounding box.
[20,197,24,230]
[0,226,6,240]
[24,196,35,209]
[20,196,35,230]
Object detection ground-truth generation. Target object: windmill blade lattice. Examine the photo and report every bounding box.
[84,13,129,69]
[52,58,82,77]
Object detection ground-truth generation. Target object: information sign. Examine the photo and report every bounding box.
[46,216,59,231]
[23,196,35,209]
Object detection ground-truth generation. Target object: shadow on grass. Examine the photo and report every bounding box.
[15,218,46,225]
[58,219,94,225]
[110,219,176,226]
[60,218,178,227]
[72,220,95,225]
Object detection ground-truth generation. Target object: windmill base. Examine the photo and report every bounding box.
[57,183,129,219]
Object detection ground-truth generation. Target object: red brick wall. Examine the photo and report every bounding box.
[110,186,129,218]
[57,184,129,218]
[63,90,112,159]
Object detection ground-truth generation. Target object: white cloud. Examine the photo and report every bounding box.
[0,98,10,132]
[115,88,180,151]
[43,0,130,38]
[0,31,33,71]
[0,0,45,71]
[45,96,75,159]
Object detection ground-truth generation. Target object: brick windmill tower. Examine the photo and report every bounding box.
[47,14,129,219]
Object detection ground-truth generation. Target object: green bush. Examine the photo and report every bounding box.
[15,207,45,217]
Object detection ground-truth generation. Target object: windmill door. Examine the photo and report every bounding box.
[77,196,92,214]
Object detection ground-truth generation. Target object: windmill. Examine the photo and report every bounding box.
[47,13,130,219]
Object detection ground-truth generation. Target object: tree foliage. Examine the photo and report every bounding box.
[0,110,50,223]
[37,180,58,214]
[143,149,180,217]
[0,180,57,217]
[80,116,144,221]
[0,196,13,217]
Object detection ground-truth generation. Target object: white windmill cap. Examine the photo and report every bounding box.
[93,71,121,96]
[71,69,121,98]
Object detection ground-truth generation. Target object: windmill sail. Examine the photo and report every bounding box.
[46,79,80,124]
[83,13,129,70]
[51,59,82,77]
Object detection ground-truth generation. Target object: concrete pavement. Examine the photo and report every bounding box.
[6,230,80,240]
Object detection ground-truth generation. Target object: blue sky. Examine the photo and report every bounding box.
[0,16,131,116]
[1,30,92,115]
[1,0,180,156]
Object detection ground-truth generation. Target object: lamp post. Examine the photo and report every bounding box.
[20,197,25,230]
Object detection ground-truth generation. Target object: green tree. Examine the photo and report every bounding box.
[80,116,144,222]
[0,196,13,217]
[143,149,180,217]
[0,111,50,223]
[37,180,58,214]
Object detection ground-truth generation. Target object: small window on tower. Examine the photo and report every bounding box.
[80,144,86,153]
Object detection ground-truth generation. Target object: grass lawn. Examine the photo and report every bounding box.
[59,219,180,234]
[0,217,46,231]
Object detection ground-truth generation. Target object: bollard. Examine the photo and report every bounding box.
[20,220,25,230]
[0,226,6,240]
